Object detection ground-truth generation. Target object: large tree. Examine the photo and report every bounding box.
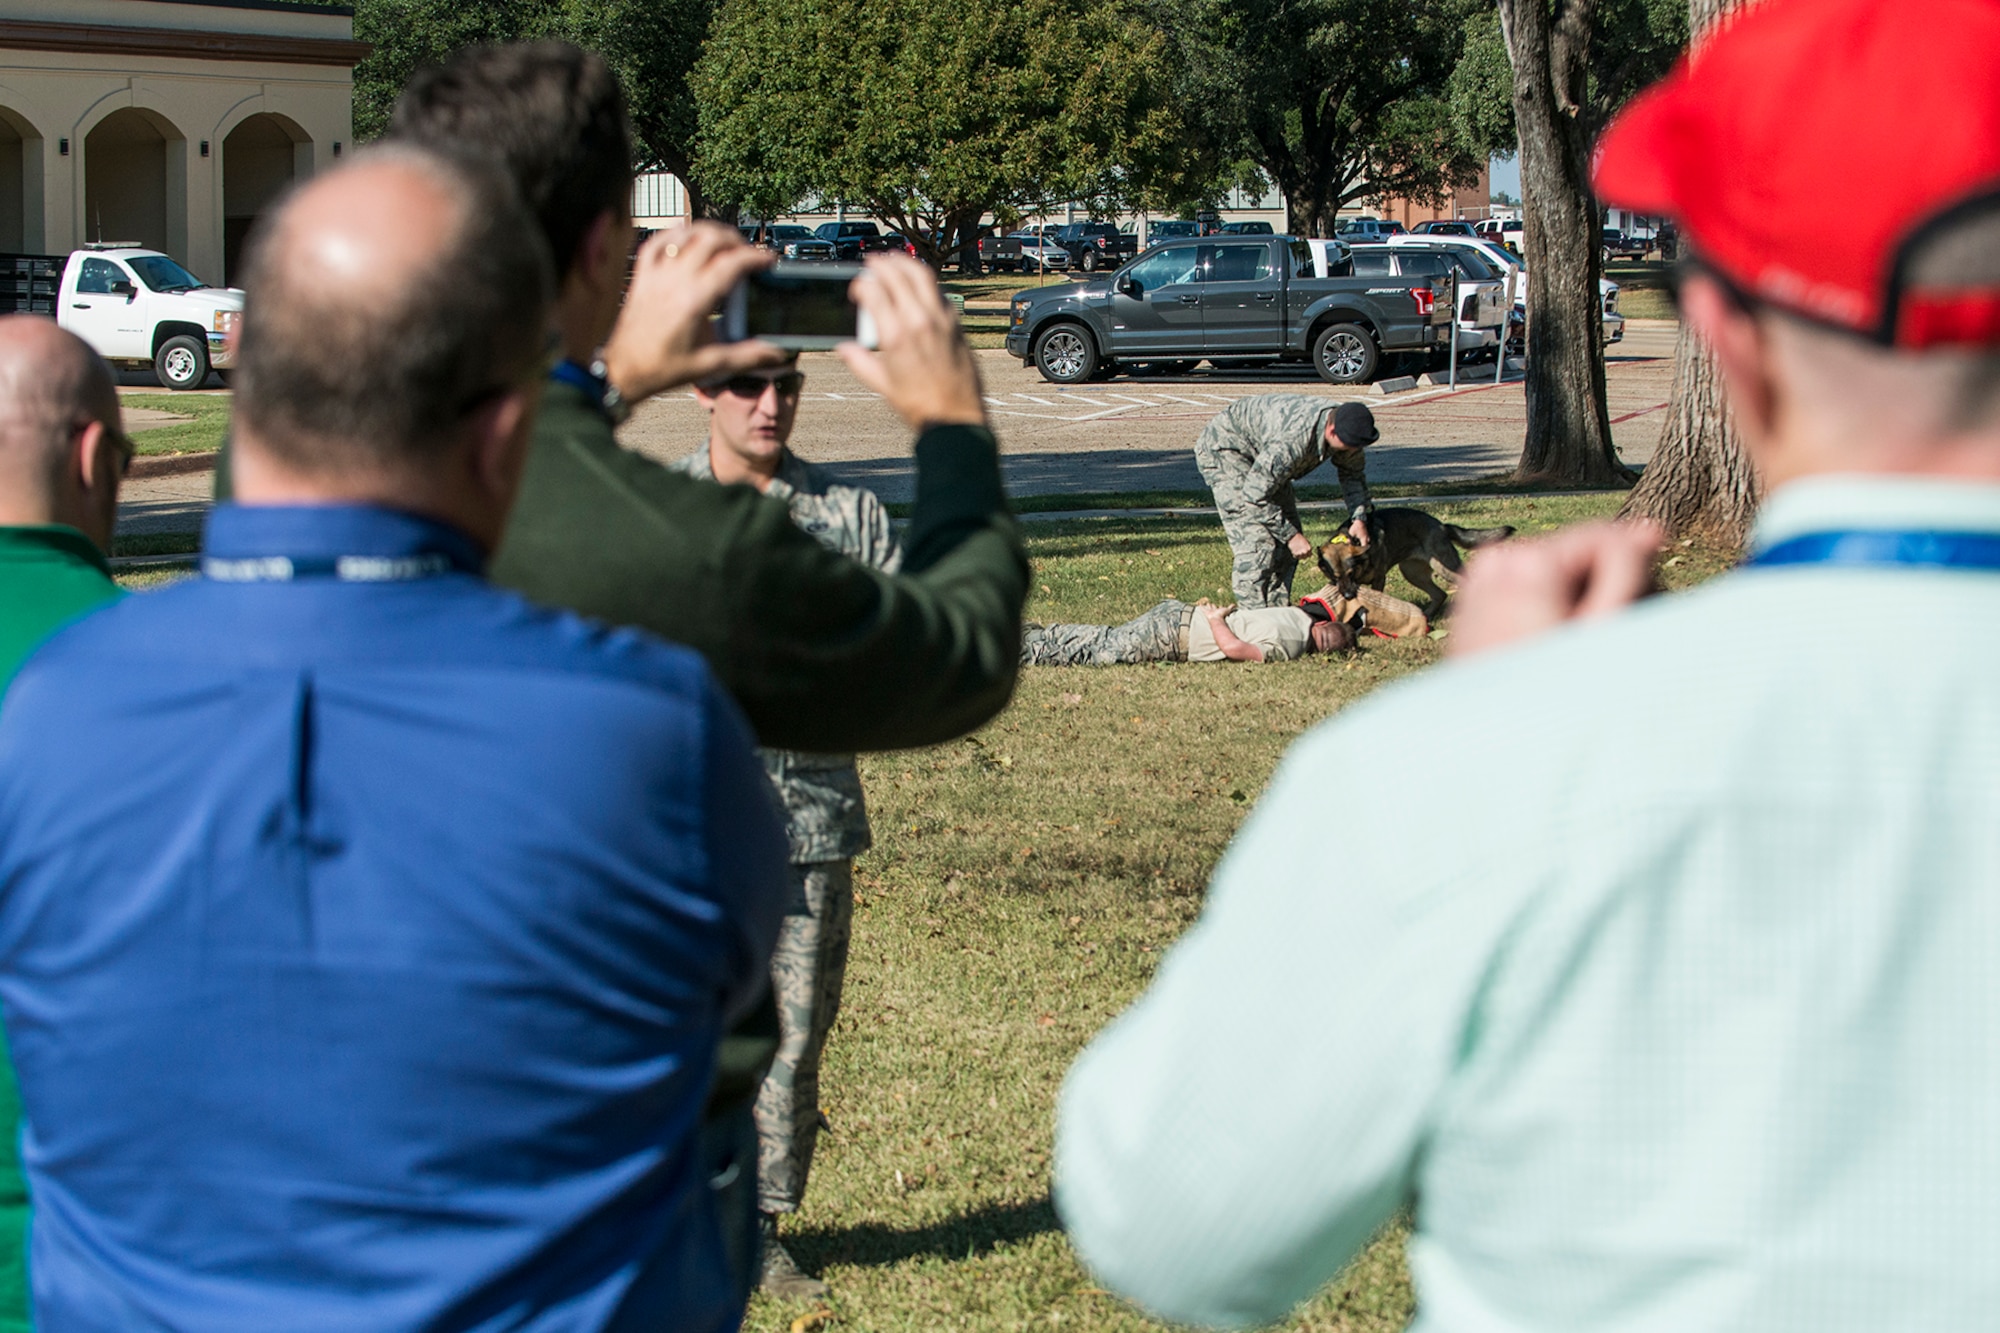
[1144,0,1490,236]
[693,0,1184,267]
[1620,0,1760,545]
[1499,0,1628,484]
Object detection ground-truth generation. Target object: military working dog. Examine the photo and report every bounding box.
[1315,507,1515,617]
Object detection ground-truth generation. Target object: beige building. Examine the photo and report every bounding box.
[0,0,364,284]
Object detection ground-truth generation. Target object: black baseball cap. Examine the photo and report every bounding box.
[1332,402,1378,447]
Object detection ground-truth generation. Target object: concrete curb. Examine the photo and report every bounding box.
[129,452,218,480]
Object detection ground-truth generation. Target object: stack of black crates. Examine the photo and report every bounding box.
[0,254,59,316]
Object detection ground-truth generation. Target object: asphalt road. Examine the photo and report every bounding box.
[116,322,1678,536]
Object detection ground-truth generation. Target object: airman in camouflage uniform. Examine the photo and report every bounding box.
[1193,395,1379,608]
[672,415,899,1300]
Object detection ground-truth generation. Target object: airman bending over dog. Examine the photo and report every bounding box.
[1194,396,1381,608]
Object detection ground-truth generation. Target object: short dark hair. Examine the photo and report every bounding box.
[234,146,555,472]
[389,41,633,279]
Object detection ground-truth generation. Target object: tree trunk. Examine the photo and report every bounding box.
[1499,0,1633,487]
[1618,0,1760,544]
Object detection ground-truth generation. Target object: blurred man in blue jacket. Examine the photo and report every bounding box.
[0,144,790,1332]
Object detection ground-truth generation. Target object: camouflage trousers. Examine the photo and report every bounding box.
[1021,599,1192,666]
[756,859,854,1214]
[1194,449,1303,609]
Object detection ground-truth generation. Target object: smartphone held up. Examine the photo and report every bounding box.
[722,263,878,350]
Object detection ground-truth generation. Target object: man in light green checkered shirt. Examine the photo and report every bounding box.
[1055,4,2000,1329]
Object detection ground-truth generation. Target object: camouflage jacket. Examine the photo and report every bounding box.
[671,444,902,863]
[1197,394,1372,544]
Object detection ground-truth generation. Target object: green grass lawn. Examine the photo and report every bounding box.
[736,493,1730,1332]
[944,271,1074,306]
[123,393,230,456]
[112,493,1731,1330]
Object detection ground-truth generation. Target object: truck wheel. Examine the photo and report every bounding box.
[155,335,209,391]
[1080,249,1099,273]
[1033,324,1098,383]
[1312,323,1378,385]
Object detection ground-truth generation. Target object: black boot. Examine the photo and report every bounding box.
[758,1211,828,1302]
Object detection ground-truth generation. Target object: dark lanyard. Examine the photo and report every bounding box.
[202,553,459,583]
[1746,530,2000,571]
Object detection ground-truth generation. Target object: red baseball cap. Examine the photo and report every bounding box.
[1594,0,2000,348]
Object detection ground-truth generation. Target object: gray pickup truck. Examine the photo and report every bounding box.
[1005,235,1450,385]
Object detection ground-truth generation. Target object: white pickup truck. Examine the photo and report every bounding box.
[1,244,240,390]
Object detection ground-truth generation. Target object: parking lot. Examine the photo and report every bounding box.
[115,322,1678,536]
[616,321,1679,501]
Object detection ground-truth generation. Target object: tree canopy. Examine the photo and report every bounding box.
[692,0,1187,263]
[1137,0,1494,236]
[347,0,717,204]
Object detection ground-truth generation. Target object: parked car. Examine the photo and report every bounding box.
[1338,241,1508,363]
[1477,218,1525,254]
[1051,221,1139,273]
[750,224,836,261]
[1146,219,1201,242]
[976,227,1025,272]
[1010,233,1071,272]
[1411,220,1481,237]
[1334,217,1404,241]
[881,232,918,258]
[1006,235,1450,386]
[1219,220,1275,235]
[2,244,239,389]
[814,220,890,261]
[1601,228,1650,262]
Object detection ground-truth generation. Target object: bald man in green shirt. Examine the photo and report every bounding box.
[0,315,129,1329]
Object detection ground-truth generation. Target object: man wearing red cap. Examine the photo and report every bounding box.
[1055,2,2000,1328]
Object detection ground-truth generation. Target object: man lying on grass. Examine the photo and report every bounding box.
[1020,582,1428,667]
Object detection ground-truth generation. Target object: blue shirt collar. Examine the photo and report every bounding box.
[202,504,487,576]
[549,358,607,397]
[1754,476,2000,552]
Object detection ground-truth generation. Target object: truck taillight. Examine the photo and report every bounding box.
[1410,286,1435,317]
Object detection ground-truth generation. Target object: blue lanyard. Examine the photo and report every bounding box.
[202,553,460,583]
[549,358,607,398]
[1747,530,2000,571]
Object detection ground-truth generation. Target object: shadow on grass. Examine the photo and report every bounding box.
[792,1195,1061,1272]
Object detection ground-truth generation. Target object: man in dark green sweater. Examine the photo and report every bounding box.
[376,43,1028,1299]
[0,316,130,1332]
[388,44,1026,755]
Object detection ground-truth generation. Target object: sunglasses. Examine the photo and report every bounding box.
[106,425,135,476]
[719,372,805,399]
[74,418,135,476]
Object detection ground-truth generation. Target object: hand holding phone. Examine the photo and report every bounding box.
[599,224,788,404]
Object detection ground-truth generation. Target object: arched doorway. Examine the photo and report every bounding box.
[222,113,308,285]
[0,104,42,256]
[84,108,183,255]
